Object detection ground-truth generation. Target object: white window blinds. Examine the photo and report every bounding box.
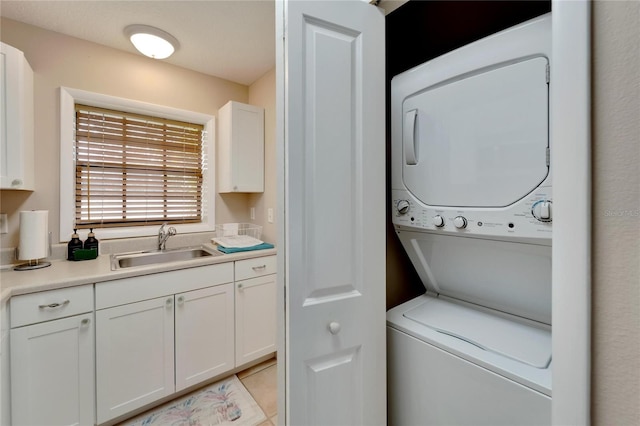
[74,104,204,228]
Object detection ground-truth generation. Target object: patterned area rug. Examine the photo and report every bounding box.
[122,375,267,426]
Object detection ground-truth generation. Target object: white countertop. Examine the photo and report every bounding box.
[0,244,277,302]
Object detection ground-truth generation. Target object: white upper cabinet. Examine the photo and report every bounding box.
[0,42,34,190]
[217,100,264,193]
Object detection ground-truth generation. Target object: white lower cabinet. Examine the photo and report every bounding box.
[1,297,10,426]
[94,263,235,424]
[96,296,175,424]
[175,284,235,391]
[7,255,276,425]
[235,256,277,366]
[9,285,95,426]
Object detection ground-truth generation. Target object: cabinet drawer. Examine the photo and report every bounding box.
[96,262,234,310]
[235,255,277,281]
[10,285,94,328]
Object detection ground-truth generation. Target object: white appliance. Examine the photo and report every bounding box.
[387,14,552,425]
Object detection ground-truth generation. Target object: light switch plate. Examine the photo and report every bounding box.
[250,207,256,220]
[0,213,7,234]
[267,208,274,223]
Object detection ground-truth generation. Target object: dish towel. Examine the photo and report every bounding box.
[216,242,275,254]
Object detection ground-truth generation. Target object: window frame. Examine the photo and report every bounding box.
[60,87,216,242]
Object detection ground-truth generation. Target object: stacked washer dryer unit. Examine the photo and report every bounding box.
[387,14,553,426]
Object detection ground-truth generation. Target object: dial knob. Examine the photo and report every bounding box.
[453,216,467,229]
[396,200,410,215]
[432,215,445,227]
[532,200,553,222]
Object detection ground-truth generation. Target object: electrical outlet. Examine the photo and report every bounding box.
[250,207,256,220]
[267,208,274,224]
[0,213,7,234]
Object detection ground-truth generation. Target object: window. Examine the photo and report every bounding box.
[60,87,215,241]
[74,105,204,228]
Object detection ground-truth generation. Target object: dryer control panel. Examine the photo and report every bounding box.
[392,188,552,241]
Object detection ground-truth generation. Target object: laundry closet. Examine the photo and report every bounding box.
[385,2,553,424]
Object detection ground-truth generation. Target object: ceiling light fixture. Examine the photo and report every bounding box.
[124,24,179,59]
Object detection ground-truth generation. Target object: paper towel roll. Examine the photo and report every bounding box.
[18,210,49,260]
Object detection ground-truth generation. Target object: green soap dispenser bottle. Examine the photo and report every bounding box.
[84,228,99,255]
[67,229,83,260]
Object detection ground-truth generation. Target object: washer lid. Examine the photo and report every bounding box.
[402,56,549,208]
[397,230,552,324]
[404,297,551,369]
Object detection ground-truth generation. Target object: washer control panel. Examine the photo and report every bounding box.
[392,188,552,240]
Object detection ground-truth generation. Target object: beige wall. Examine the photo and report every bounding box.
[0,17,263,247]
[592,1,640,424]
[248,68,277,245]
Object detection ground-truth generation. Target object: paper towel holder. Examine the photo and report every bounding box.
[14,259,51,271]
[14,232,52,271]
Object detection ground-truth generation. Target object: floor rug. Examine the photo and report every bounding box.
[121,375,267,426]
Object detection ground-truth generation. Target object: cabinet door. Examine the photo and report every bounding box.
[96,296,174,424]
[235,274,277,366]
[0,42,34,190]
[1,298,10,426]
[218,101,265,193]
[175,283,235,391]
[10,313,94,426]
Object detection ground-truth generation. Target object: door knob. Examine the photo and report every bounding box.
[328,321,341,335]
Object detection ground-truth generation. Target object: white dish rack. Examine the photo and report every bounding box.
[212,223,263,248]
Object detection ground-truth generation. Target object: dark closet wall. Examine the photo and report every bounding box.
[384,0,552,310]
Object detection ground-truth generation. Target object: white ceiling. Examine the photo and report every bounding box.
[0,0,276,86]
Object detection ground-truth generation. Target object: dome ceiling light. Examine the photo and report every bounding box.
[124,24,179,59]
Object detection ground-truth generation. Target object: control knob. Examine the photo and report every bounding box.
[453,216,467,229]
[531,200,553,222]
[396,200,410,215]
[432,215,445,228]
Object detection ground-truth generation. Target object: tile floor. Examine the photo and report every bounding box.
[237,357,278,425]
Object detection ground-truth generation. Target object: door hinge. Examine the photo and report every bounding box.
[546,64,550,83]
[546,147,550,167]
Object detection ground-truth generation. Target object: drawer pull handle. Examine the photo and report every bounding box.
[238,283,244,291]
[38,300,70,309]
[177,296,185,305]
[252,265,267,271]
[81,318,90,326]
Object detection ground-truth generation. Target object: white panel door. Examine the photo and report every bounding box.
[10,313,94,426]
[175,284,235,391]
[279,1,386,424]
[96,296,175,424]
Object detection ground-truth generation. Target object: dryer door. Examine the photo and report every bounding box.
[402,57,549,208]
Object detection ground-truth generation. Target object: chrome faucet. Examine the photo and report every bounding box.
[158,223,177,251]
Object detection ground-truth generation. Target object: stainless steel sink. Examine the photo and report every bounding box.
[110,246,222,270]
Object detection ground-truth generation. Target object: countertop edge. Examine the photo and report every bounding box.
[0,247,277,303]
